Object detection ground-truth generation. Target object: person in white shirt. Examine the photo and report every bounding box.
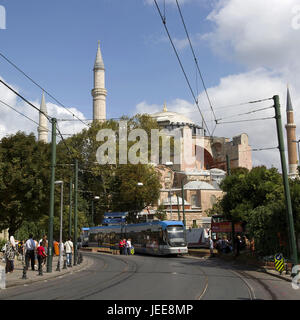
[25,234,36,271]
[126,239,132,255]
[208,236,214,257]
[64,238,74,267]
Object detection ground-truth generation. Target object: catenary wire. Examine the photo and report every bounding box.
[0,51,90,128]
[175,0,217,126]
[217,116,274,125]
[153,0,211,137]
[0,99,49,132]
[215,105,273,123]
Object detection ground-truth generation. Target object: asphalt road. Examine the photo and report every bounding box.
[0,252,299,300]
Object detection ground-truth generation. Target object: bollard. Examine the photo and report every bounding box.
[22,266,27,280]
[0,266,6,289]
[63,260,67,269]
[38,265,43,276]
[79,252,83,263]
[56,260,60,272]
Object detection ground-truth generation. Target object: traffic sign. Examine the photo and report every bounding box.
[274,253,285,273]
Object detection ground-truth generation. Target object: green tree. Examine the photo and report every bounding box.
[0,132,51,236]
[214,166,300,256]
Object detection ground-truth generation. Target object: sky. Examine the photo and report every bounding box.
[0,0,300,170]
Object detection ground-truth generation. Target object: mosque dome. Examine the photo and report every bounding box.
[151,103,196,127]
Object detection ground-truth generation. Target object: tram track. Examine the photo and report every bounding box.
[75,252,139,300]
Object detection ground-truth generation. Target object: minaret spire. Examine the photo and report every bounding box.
[38,91,49,143]
[92,41,107,122]
[285,86,298,177]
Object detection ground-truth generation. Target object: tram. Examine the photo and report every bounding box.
[85,220,188,255]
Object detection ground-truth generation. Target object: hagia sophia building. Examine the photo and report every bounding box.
[36,42,298,228]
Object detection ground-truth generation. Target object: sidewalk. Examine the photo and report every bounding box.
[187,248,295,283]
[0,251,93,289]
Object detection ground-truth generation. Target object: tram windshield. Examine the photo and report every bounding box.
[166,226,186,246]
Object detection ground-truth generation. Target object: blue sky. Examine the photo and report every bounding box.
[1,0,300,169]
[0,0,242,119]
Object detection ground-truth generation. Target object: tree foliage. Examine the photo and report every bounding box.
[209,166,300,256]
[0,114,162,239]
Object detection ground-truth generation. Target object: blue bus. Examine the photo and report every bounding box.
[84,220,188,255]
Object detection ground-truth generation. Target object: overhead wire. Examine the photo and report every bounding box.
[0,51,90,128]
[217,116,274,125]
[153,0,211,137]
[215,105,273,123]
[175,0,218,129]
[0,98,48,132]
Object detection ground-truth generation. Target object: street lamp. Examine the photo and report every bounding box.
[55,180,64,271]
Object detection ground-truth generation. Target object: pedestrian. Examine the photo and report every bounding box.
[221,236,229,253]
[39,235,48,252]
[215,237,222,254]
[122,238,128,255]
[126,238,132,255]
[41,239,48,266]
[36,242,47,273]
[4,236,16,273]
[119,238,124,255]
[208,236,214,257]
[33,238,39,270]
[25,234,36,271]
[64,237,74,267]
[235,235,242,257]
[53,240,59,256]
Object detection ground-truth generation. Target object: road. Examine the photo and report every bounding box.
[0,252,299,300]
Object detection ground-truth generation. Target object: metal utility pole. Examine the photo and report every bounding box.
[273,95,298,265]
[176,194,181,221]
[47,118,57,273]
[226,155,235,251]
[55,181,64,271]
[69,177,73,239]
[73,159,78,266]
[181,180,186,227]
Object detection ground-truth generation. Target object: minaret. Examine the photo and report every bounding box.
[38,92,48,143]
[285,86,298,176]
[91,41,107,122]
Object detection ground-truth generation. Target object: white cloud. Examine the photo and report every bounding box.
[137,0,300,171]
[204,0,300,72]
[0,77,88,142]
[136,68,298,170]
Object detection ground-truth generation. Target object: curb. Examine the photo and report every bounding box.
[187,251,294,283]
[2,254,93,289]
[260,267,293,283]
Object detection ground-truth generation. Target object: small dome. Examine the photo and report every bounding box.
[184,181,216,190]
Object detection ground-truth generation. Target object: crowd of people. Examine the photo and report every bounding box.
[1,234,75,273]
[211,234,255,257]
[118,238,134,255]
